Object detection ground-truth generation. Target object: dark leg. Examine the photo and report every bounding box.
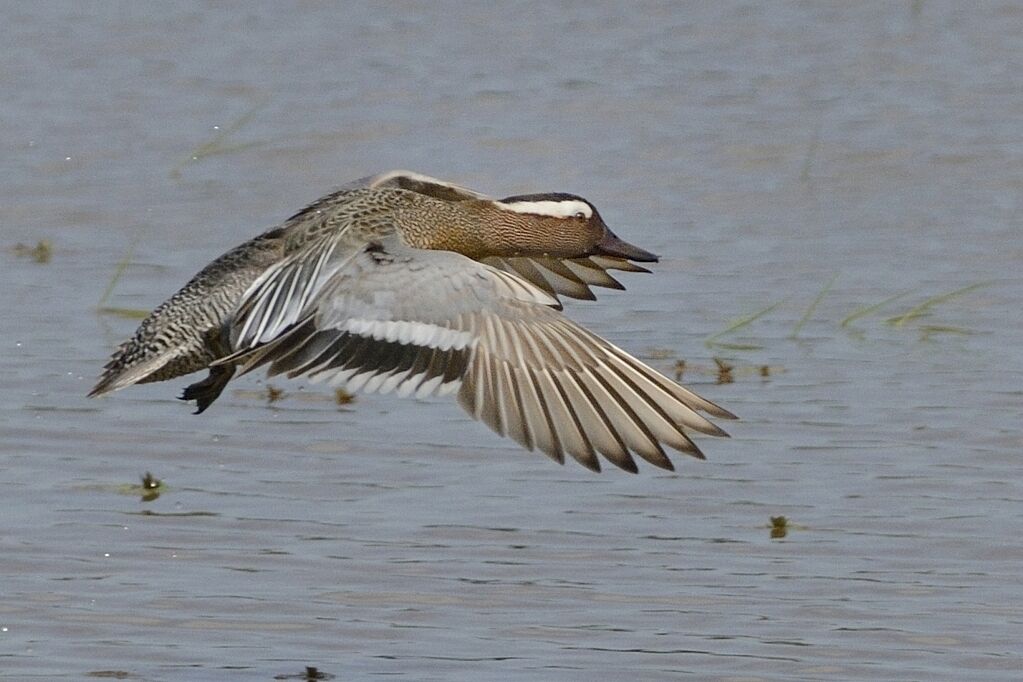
[179,365,236,414]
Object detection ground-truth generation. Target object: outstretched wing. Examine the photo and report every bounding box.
[219,236,734,473]
[481,253,648,301]
[364,169,490,202]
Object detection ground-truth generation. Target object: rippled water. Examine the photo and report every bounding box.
[3,2,1022,680]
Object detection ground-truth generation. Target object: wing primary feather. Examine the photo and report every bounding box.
[477,352,504,435]
[518,366,565,465]
[564,259,626,290]
[585,365,675,470]
[603,343,737,421]
[530,259,594,300]
[504,258,556,295]
[527,321,585,372]
[513,364,558,460]
[503,366,536,449]
[497,362,533,451]
[575,368,666,470]
[599,353,729,437]
[587,255,651,274]
[557,369,635,473]
[547,315,734,424]
[537,369,599,471]
[594,359,705,456]
[534,257,587,283]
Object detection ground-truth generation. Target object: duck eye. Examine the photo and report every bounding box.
[573,211,586,220]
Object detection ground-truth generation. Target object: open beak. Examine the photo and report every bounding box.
[592,229,659,262]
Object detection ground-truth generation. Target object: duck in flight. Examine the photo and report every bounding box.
[90,171,736,472]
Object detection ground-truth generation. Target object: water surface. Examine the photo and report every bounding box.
[2,3,1022,680]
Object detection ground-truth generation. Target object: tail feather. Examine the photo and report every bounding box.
[89,346,183,397]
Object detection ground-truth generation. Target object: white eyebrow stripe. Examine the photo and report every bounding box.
[493,199,592,219]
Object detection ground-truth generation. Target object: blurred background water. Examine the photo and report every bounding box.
[2,2,1021,680]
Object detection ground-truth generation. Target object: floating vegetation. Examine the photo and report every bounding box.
[642,347,677,360]
[669,358,781,382]
[170,99,269,178]
[918,324,973,341]
[705,300,783,350]
[86,671,134,679]
[274,666,334,681]
[11,239,53,263]
[79,472,167,501]
[713,357,734,384]
[334,388,356,405]
[99,307,150,320]
[265,384,286,404]
[790,275,837,338]
[770,515,789,539]
[673,359,686,381]
[139,472,164,502]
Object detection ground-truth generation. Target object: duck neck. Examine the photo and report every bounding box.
[395,199,508,259]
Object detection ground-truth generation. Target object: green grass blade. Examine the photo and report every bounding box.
[887,281,994,328]
[918,324,972,336]
[791,274,837,338]
[97,235,140,309]
[839,289,915,328]
[97,306,150,320]
[705,300,783,349]
[170,98,269,177]
[706,341,765,351]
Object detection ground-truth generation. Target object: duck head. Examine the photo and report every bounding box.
[397,189,659,264]
[479,192,659,262]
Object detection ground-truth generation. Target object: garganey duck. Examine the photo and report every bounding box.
[91,171,736,472]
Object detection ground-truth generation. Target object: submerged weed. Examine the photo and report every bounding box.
[334,388,356,406]
[11,239,53,263]
[770,516,789,539]
[673,359,686,381]
[140,471,164,502]
[713,357,735,384]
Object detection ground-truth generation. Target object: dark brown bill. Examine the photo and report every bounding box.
[592,229,659,262]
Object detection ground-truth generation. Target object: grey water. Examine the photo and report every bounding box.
[2,2,1022,680]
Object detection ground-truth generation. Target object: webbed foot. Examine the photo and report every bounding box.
[179,365,236,414]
